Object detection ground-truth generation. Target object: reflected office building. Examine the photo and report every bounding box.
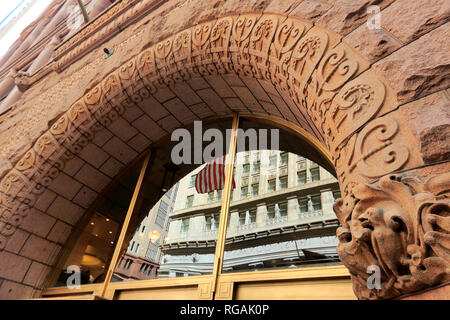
[114,151,341,280]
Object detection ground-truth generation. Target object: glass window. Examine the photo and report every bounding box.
[181,218,190,233]
[185,195,194,208]
[251,183,259,196]
[241,186,248,199]
[267,204,275,219]
[279,175,287,189]
[252,161,260,174]
[298,197,308,213]
[269,155,277,168]
[279,201,287,216]
[189,175,196,187]
[332,190,341,201]
[310,167,320,182]
[267,179,276,192]
[239,209,256,224]
[312,194,322,211]
[297,170,306,185]
[280,152,288,166]
[155,201,168,228]
[242,164,250,176]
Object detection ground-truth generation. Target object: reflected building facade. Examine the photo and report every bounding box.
[159,151,341,277]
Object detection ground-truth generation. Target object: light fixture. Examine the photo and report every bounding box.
[106,218,110,222]
[110,241,114,245]
[149,230,161,243]
[90,222,94,225]
[109,231,113,234]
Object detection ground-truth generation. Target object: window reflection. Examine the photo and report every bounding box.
[222,150,341,273]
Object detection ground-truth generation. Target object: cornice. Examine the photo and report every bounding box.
[52,0,166,72]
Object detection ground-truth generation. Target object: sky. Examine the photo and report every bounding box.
[0,0,53,60]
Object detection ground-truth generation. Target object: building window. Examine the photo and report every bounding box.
[141,225,146,232]
[267,179,276,192]
[297,170,306,185]
[251,183,259,196]
[311,194,322,211]
[146,242,158,261]
[310,167,320,182]
[267,204,275,219]
[239,209,256,225]
[241,186,248,199]
[279,175,288,189]
[267,202,287,219]
[130,241,135,252]
[279,201,287,216]
[135,243,140,253]
[280,152,288,166]
[298,198,308,213]
[185,195,194,208]
[269,155,277,168]
[205,214,219,230]
[181,218,190,233]
[155,201,168,227]
[332,190,342,201]
[242,164,250,176]
[207,192,214,203]
[189,175,196,187]
[252,161,260,174]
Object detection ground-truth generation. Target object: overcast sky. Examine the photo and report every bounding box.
[0,0,53,61]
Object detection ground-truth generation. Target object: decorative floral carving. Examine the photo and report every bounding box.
[334,172,450,299]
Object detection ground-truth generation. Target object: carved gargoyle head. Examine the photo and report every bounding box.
[334,172,450,299]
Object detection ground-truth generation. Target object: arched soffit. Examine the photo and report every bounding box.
[2,13,446,300]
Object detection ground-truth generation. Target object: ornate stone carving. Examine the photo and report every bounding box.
[334,172,450,299]
[4,12,437,301]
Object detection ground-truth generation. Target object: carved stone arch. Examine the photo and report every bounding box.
[0,10,448,300]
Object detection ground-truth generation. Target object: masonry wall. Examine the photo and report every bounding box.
[0,0,448,299]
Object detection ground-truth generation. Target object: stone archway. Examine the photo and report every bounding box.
[0,4,448,300]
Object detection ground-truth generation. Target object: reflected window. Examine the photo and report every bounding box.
[310,167,320,182]
[280,152,288,166]
[241,186,248,199]
[185,195,194,208]
[279,175,288,190]
[312,194,322,211]
[332,190,341,201]
[297,170,306,185]
[181,218,190,234]
[252,161,260,174]
[269,155,277,168]
[189,175,196,187]
[251,183,259,196]
[298,197,308,213]
[267,179,276,192]
[242,164,250,176]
